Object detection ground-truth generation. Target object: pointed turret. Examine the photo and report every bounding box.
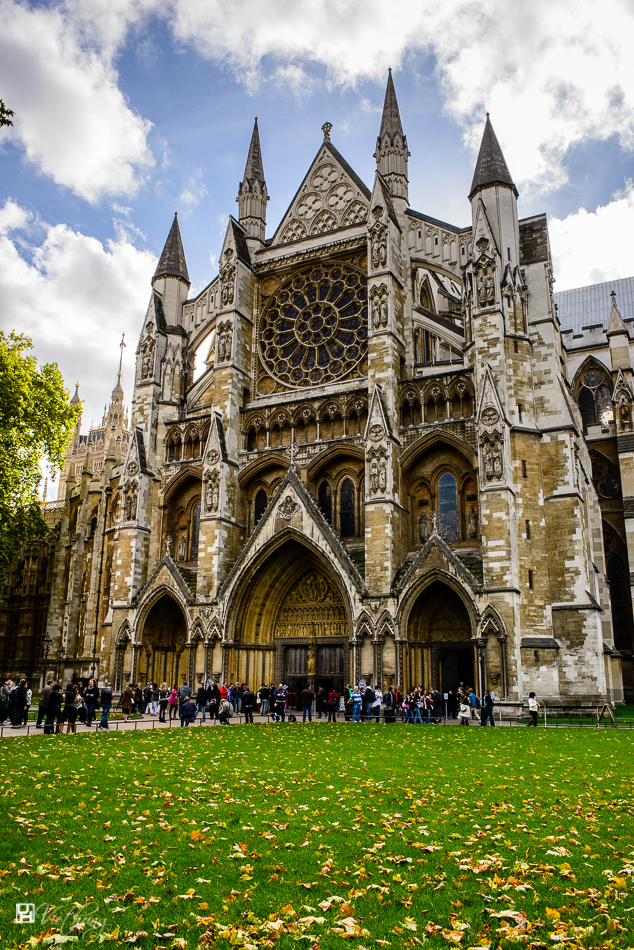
[151,214,190,325]
[469,115,517,200]
[374,70,409,206]
[607,291,627,336]
[237,118,269,244]
[153,213,189,284]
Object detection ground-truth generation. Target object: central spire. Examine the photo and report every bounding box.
[374,69,409,205]
[153,213,190,284]
[238,118,269,243]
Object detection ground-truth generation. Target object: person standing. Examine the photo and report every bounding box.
[207,681,220,721]
[316,685,326,719]
[383,687,395,724]
[134,683,143,716]
[36,680,53,728]
[458,698,471,726]
[259,684,269,716]
[151,683,160,716]
[351,687,362,722]
[142,682,152,714]
[99,682,113,730]
[168,685,178,720]
[363,684,374,722]
[468,688,480,722]
[195,683,208,723]
[300,685,314,722]
[242,686,255,724]
[11,679,28,728]
[527,692,540,727]
[481,690,495,727]
[327,688,339,723]
[372,685,383,723]
[84,679,99,727]
[121,682,135,722]
[272,684,286,722]
[64,684,79,733]
[44,684,63,734]
[158,683,169,722]
[0,678,12,725]
[22,682,32,725]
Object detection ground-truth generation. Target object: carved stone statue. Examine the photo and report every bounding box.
[178,533,187,561]
[369,457,378,493]
[129,490,137,521]
[378,457,387,492]
[371,225,387,269]
[484,447,494,480]
[492,443,503,479]
[485,273,495,305]
[379,294,388,327]
[307,643,316,675]
[165,536,172,557]
[372,296,381,329]
[431,511,439,535]
[468,506,478,539]
[418,510,430,542]
[141,339,154,380]
[619,394,631,430]
[477,274,487,308]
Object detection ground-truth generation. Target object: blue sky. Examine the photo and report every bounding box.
[1,0,634,467]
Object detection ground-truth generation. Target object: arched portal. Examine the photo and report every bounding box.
[406,579,475,692]
[227,538,352,707]
[138,594,188,688]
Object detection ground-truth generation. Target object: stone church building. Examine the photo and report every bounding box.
[2,72,633,705]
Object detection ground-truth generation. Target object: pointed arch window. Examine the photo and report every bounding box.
[190,502,201,560]
[254,489,267,526]
[438,471,459,542]
[607,552,633,651]
[577,367,613,429]
[340,478,356,538]
[318,481,332,525]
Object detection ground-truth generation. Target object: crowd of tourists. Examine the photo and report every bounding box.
[1,675,542,731]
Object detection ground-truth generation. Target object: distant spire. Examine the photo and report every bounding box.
[153,213,190,284]
[243,117,265,183]
[374,69,409,203]
[607,290,627,335]
[113,334,126,396]
[237,118,269,242]
[70,382,80,406]
[469,114,518,199]
[379,68,404,141]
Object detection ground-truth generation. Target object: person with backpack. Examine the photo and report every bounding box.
[468,688,480,722]
[99,682,113,730]
[481,690,495,726]
[218,697,233,725]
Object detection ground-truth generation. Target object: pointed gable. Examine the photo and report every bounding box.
[394,533,482,595]
[271,137,371,247]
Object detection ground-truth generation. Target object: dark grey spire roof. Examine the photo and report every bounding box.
[153,213,190,283]
[379,68,404,141]
[243,117,265,182]
[469,115,517,199]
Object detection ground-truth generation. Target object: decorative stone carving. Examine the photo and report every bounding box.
[205,470,219,512]
[184,303,195,322]
[369,424,384,442]
[419,510,430,542]
[371,224,387,270]
[278,495,298,520]
[165,536,172,557]
[178,533,187,561]
[431,511,439,535]
[468,506,478,538]
[481,406,499,426]
[477,268,495,307]
[141,335,155,380]
[619,394,632,430]
[126,461,138,476]
[217,322,233,363]
[220,249,235,307]
[482,437,503,481]
[206,449,219,465]
[124,480,138,521]
[370,283,388,329]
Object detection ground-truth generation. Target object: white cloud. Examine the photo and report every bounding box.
[549,183,634,291]
[0,0,154,203]
[0,199,156,440]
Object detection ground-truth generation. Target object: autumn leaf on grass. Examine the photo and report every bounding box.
[190,829,204,841]
[545,908,560,920]
[403,917,417,931]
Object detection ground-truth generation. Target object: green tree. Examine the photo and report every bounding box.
[0,332,80,587]
[0,99,14,128]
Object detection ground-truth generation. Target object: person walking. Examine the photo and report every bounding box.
[121,683,135,722]
[351,687,362,722]
[195,684,207,723]
[158,683,169,722]
[63,684,79,733]
[242,686,255,724]
[84,679,99,727]
[468,688,480,722]
[168,685,178,721]
[36,680,53,728]
[44,684,63,734]
[481,690,495,727]
[99,682,113,730]
[22,682,32,725]
[134,683,143,716]
[527,692,540,727]
[383,687,395,724]
[143,682,153,714]
[11,679,28,728]
[299,685,314,722]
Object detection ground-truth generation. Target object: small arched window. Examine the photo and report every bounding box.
[578,388,596,426]
[247,427,257,451]
[318,481,332,525]
[340,478,355,538]
[438,471,459,542]
[254,489,267,526]
[190,502,201,559]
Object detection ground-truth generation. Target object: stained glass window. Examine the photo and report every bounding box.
[318,481,332,525]
[438,472,459,542]
[340,479,355,538]
[259,261,368,388]
[254,489,267,526]
[190,502,201,559]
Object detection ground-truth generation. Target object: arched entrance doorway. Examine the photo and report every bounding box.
[228,539,351,707]
[406,579,475,692]
[139,595,188,687]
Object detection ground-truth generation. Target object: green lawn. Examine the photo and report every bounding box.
[1,725,633,949]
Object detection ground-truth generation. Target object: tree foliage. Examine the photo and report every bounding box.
[0,332,80,586]
[0,99,14,129]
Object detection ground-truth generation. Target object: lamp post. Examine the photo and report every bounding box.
[56,646,65,685]
[41,633,52,690]
[91,485,112,683]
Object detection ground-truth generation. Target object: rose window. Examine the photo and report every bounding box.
[259,262,368,387]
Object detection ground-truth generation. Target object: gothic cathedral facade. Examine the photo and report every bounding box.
[2,73,630,705]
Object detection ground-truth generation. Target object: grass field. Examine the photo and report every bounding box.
[1,725,633,949]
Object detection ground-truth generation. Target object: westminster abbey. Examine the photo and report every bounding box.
[2,72,633,705]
